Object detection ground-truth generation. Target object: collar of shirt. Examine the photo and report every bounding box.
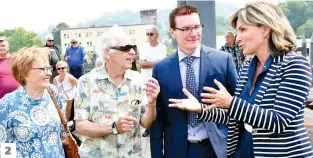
[178,45,201,62]
[95,65,133,81]
[247,55,273,78]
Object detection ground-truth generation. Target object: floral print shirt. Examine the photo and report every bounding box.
[74,65,148,158]
[0,85,65,158]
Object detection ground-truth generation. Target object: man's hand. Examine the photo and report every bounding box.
[65,56,70,61]
[116,111,136,133]
[144,78,160,105]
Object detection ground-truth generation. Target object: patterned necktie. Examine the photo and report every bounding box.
[183,56,200,127]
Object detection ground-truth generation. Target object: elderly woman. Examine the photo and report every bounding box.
[74,27,160,158]
[169,2,313,157]
[53,61,77,120]
[0,47,65,157]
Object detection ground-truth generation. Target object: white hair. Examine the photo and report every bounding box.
[147,25,159,34]
[225,31,235,37]
[45,34,54,40]
[95,25,130,64]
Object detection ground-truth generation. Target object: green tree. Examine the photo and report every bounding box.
[296,19,313,38]
[4,28,44,53]
[52,22,70,46]
[0,29,16,37]
[278,1,313,31]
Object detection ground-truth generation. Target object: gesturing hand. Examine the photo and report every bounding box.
[116,111,137,133]
[168,88,202,113]
[144,78,160,105]
[200,79,233,111]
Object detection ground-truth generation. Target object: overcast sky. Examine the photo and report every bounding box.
[1,0,282,32]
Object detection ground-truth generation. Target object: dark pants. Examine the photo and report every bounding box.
[69,67,84,79]
[187,138,217,158]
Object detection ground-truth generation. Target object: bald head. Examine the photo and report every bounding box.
[147,25,159,44]
[225,31,235,45]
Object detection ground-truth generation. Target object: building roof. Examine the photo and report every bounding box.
[60,23,154,31]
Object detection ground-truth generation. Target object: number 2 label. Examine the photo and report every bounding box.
[1,143,16,158]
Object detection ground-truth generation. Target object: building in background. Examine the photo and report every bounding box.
[140,9,157,25]
[60,23,153,55]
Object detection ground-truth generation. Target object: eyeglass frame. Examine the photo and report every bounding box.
[109,44,137,52]
[31,66,53,74]
[175,24,204,35]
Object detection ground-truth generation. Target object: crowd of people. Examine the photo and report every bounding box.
[0,1,313,158]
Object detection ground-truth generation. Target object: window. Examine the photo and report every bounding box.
[90,42,92,46]
[78,33,81,38]
[87,42,89,45]
[98,32,100,36]
[89,32,92,37]
[65,43,67,47]
[64,34,66,38]
[75,33,78,37]
[67,34,69,38]
[86,32,89,37]
[133,29,135,34]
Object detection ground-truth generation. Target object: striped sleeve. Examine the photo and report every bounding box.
[228,56,312,134]
[197,104,230,124]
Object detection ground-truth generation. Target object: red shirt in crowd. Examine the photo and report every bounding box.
[0,57,19,98]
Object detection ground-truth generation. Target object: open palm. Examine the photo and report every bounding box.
[169,88,202,113]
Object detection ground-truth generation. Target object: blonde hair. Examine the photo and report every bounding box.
[230,1,297,56]
[10,47,50,86]
[56,61,68,68]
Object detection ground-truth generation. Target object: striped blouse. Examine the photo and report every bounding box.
[198,53,313,157]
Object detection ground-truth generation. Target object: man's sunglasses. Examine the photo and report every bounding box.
[109,45,136,52]
[57,67,66,70]
[71,42,78,44]
[48,40,54,42]
[146,33,153,36]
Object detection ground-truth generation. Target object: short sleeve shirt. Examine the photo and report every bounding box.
[74,65,148,158]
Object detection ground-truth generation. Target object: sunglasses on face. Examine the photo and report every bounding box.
[109,45,136,52]
[57,67,66,70]
[48,40,54,42]
[71,42,78,44]
[146,33,154,36]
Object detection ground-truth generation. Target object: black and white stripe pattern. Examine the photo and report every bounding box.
[198,53,313,157]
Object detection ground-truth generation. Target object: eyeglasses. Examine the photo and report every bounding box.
[48,40,54,42]
[31,66,53,74]
[109,45,136,52]
[146,33,154,36]
[175,24,204,35]
[131,99,142,105]
[57,67,66,70]
[71,42,78,44]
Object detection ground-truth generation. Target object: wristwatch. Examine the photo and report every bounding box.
[112,122,119,135]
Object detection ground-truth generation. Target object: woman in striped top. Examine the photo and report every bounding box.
[169,1,313,157]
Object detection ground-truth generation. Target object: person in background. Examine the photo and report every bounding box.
[0,47,66,157]
[138,25,167,137]
[220,31,245,72]
[53,61,77,119]
[64,37,91,79]
[0,36,19,98]
[169,1,313,157]
[43,34,61,83]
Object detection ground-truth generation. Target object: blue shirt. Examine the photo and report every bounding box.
[238,55,273,158]
[0,86,66,158]
[178,46,209,140]
[65,45,86,68]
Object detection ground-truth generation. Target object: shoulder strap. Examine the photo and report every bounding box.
[47,87,70,134]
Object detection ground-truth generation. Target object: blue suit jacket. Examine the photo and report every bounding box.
[150,45,238,158]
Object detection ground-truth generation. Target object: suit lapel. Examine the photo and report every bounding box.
[169,51,184,98]
[198,47,211,99]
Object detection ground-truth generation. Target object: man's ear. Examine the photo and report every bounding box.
[104,48,111,60]
[169,28,176,39]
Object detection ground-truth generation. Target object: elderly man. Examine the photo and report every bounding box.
[74,27,160,158]
[43,34,61,83]
[64,37,91,79]
[138,25,167,137]
[0,36,19,98]
[220,31,246,72]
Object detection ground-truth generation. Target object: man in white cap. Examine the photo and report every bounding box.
[64,37,91,79]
